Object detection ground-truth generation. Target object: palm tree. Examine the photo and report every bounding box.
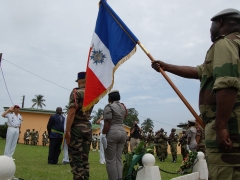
[91,108,103,124]
[63,105,69,115]
[32,95,46,109]
[141,118,154,132]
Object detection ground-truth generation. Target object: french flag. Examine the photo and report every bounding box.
[83,0,139,112]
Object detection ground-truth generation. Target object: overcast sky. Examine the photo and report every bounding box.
[0,0,239,133]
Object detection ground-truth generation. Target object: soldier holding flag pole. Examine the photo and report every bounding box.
[152,8,240,180]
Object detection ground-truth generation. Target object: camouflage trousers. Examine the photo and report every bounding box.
[205,120,240,180]
[180,144,188,160]
[92,141,97,149]
[157,144,167,159]
[164,147,168,159]
[170,142,177,159]
[68,121,92,180]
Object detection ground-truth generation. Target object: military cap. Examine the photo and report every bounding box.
[108,90,119,95]
[171,128,176,131]
[75,72,86,82]
[160,128,164,132]
[108,90,120,101]
[14,105,20,108]
[211,8,240,21]
[188,120,196,123]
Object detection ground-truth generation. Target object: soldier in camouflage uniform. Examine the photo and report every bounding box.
[30,129,36,145]
[65,72,95,180]
[24,129,30,145]
[156,128,168,161]
[178,130,188,160]
[164,132,168,159]
[146,128,155,146]
[141,130,147,147]
[34,131,39,145]
[152,8,240,179]
[168,128,179,163]
[42,131,49,146]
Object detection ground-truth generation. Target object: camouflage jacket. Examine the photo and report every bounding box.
[168,132,179,143]
[42,133,48,139]
[147,132,155,143]
[196,32,240,147]
[68,87,93,122]
[197,32,240,122]
[196,125,204,144]
[155,132,168,143]
[24,131,30,140]
[179,133,188,145]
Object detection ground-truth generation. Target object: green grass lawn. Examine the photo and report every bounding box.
[0,138,182,180]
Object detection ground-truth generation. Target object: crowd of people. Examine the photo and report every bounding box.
[23,129,43,146]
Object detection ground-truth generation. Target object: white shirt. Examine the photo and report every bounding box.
[5,113,23,127]
[100,120,104,134]
[64,115,68,131]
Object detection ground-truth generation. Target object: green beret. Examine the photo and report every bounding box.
[211,8,240,21]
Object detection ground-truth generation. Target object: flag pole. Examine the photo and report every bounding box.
[137,41,205,128]
[0,53,2,65]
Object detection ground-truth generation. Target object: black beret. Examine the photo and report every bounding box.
[211,8,240,21]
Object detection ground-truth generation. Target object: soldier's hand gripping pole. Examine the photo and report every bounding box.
[137,41,205,129]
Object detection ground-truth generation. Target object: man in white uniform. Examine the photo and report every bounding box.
[96,116,106,164]
[62,114,69,164]
[1,105,23,158]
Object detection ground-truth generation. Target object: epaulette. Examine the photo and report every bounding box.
[215,35,225,41]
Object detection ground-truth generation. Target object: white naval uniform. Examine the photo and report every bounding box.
[4,113,23,157]
[99,120,105,164]
[62,115,69,163]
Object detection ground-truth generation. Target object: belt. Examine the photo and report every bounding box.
[9,126,19,128]
[51,129,64,135]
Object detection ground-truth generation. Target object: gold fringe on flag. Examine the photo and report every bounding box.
[82,46,137,112]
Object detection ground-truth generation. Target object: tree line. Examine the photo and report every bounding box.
[91,108,154,132]
[29,95,154,131]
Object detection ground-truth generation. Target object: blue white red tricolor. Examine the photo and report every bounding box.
[83,0,139,111]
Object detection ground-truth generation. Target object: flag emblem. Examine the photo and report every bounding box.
[90,48,106,65]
